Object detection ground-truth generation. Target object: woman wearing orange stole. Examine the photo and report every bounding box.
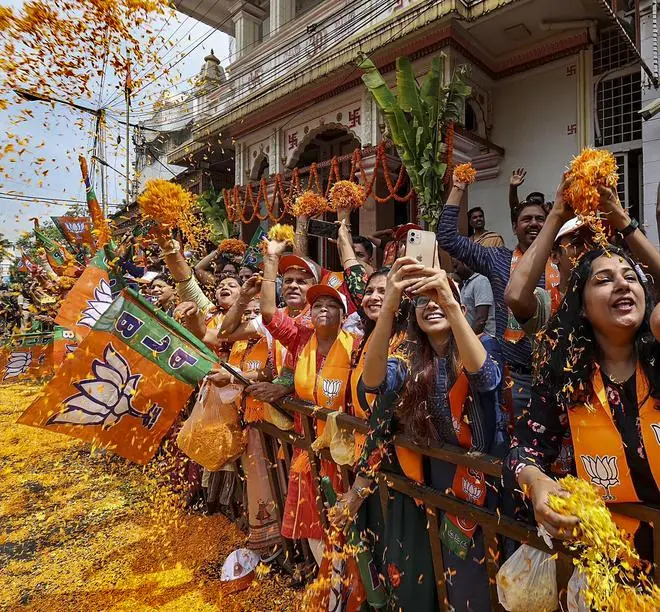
[505,248,660,564]
[332,257,502,611]
[260,238,360,564]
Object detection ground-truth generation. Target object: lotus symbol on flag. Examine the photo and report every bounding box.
[461,478,482,503]
[3,351,32,380]
[651,423,660,445]
[48,343,160,430]
[580,455,620,500]
[65,222,86,234]
[78,279,113,328]
[322,378,342,405]
[245,360,261,371]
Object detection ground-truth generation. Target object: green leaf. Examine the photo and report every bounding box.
[396,57,426,132]
[421,54,445,127]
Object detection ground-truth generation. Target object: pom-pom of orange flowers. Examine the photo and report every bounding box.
[267,223,295,245]
[217,239,247,256]
[290,191,328,216]
[58,276,76,290]
[328,180,365,211]
[137,179,194,228]
[549,476,660,611]
[454,162,477,185]
[564,148,618,247]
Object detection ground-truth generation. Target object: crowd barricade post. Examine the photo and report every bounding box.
[250,398,660,609]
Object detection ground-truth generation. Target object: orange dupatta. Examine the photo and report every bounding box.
[228,338,270,423]
[504,248,560,344]
[567,364,660,535]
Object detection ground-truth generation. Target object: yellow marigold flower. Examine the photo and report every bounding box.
[454,162,477,185]
[549,476,660,610]
[290,190,328,216]
[137,179,194,228]
[267,223,295,245]
[328,180,365,211]
[217,238,247,256]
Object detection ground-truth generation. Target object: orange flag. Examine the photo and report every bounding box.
[79,155,110,248]
[19,289,218,464]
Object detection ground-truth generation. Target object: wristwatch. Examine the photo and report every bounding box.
[620,218,639,238]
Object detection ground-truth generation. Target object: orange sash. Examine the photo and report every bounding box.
[228,338,269,423]
[504,248,560,344]
[568,365,660,535]
[294,329,355,439]
[394,370,485,535]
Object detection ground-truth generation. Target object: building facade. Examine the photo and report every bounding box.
[161,0,659,259]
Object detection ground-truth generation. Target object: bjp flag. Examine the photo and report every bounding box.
[19,289,219,464]
[55,246,124,341]
[0,332,55,382]
[51,216,95,261]
[51,326,80,364]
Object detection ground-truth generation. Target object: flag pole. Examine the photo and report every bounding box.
[125,57,131,210]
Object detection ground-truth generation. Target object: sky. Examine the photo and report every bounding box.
[0,0,231,249]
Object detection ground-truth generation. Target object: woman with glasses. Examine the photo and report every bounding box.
[332,256,502,611]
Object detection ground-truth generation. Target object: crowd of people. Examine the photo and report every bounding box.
[8,165,659,609]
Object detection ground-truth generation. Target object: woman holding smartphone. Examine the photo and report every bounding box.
[332,257,502,611]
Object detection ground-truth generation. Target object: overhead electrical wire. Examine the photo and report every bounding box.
[109,0,399,126]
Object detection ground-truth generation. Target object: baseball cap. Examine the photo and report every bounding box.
[278,254,320,283]
[306,284,348,313]
[555,217,587,241]
[393,223,423,242]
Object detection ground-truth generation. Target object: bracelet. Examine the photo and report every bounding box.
[261,278,276,284]
[174,274,193,284]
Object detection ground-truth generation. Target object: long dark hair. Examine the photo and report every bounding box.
[535,247,660,406]
[396,306,462,441]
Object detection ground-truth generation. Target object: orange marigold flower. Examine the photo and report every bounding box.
[217,239,247,256]
[290,191,328,216]
[137,179,194,228]
[387,563,401,588]
[267,223,295,245]
[328,180,365,211]
[454,162,477,185]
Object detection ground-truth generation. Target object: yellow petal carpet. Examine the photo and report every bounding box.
[0,383,300,611]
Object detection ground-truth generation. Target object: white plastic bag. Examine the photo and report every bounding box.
[567,567,589,612]
[496,545,558,612]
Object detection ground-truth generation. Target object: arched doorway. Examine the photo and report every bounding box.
[290,125,361,270]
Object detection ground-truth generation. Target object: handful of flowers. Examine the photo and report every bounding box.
[290,191,328,217]
[137,179,194,227]
[453,162,477,185]
[217,239,247,257]
[549,476,660,610]
[328,180,365,211]
[267,223,295,245]
[563,148,619,246]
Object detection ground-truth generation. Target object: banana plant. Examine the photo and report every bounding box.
[197,189,234,244]
[359,53,471,229]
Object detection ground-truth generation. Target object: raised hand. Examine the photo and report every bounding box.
[240,274,263,300]
[511,168,527,187]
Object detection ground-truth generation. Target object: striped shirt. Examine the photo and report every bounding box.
[436,205,543,368]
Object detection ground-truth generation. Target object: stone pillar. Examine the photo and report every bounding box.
[231,2,267,60]
[640,0,660,246]
[357,153,401,237]
[270,0,294,35]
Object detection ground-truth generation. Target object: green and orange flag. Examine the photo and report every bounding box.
[55,246,124,341]
[19,289,219,464]
[51,216,95,261]
[0,331,55,382]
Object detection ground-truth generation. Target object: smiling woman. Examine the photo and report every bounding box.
[505,247,660,563]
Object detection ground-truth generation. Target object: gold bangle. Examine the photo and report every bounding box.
[174,274,193,284]
[261,279,276,284]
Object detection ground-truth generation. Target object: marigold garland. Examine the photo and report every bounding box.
[549,476,660,611]
[267,223,295,245]
[328,180,365,211]
[564,148,619,247]
[217,238,247,256]
[454,162,477,185]
[290,190,328,217]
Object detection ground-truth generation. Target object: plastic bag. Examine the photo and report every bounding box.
[176,379,246,471]
[496,545,558,612]
[567,567,589,612]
